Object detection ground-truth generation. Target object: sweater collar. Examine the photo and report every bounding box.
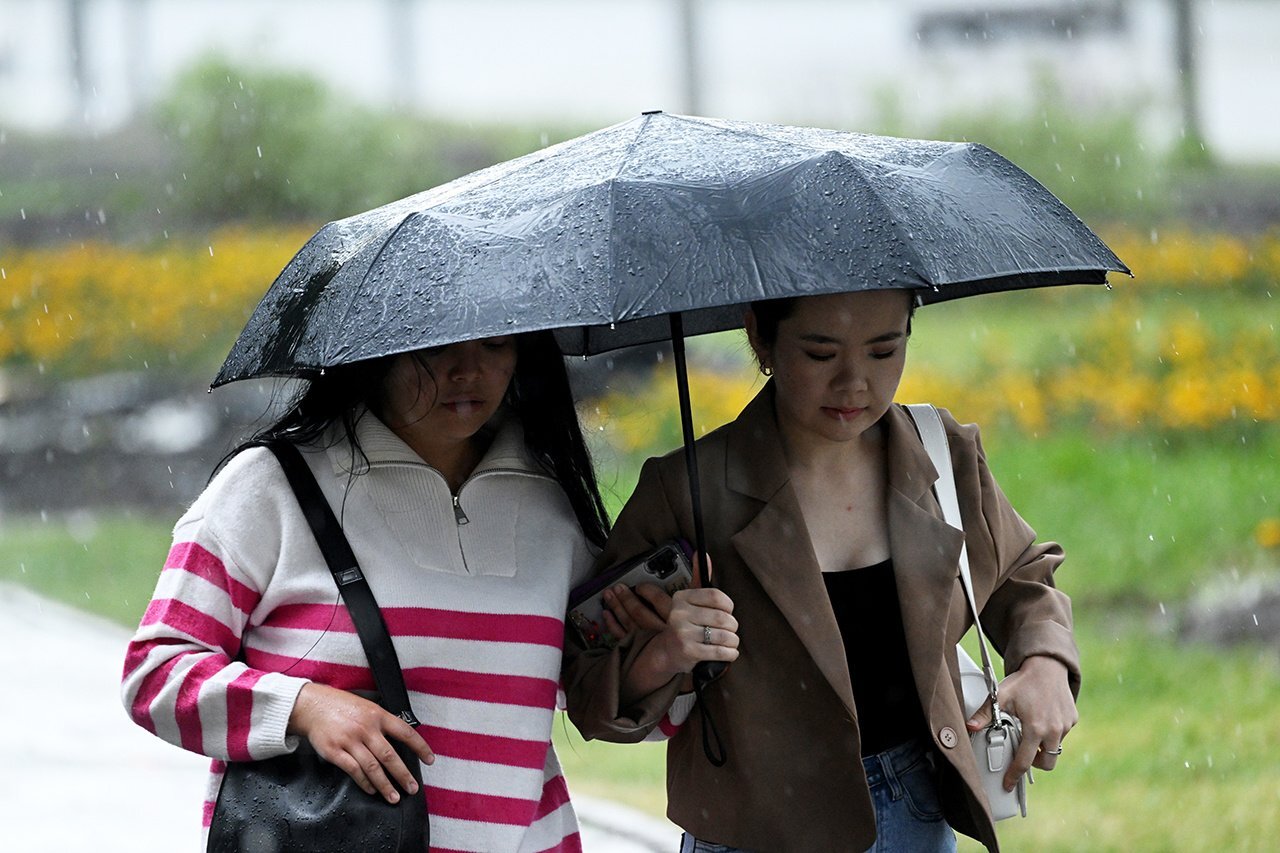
[326,407,540,478]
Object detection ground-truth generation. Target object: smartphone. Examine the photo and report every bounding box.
[567,541,694,650]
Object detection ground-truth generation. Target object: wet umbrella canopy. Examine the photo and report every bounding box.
[213,111,1128,386]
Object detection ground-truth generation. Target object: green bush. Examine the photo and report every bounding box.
[874,74,1169,226]
[153,56,581,224]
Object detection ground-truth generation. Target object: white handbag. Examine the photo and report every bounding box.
[906,404,1029,820]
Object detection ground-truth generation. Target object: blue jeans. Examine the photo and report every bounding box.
[677,739,957,853]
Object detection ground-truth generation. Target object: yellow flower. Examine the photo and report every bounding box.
[1256,518,1280,550]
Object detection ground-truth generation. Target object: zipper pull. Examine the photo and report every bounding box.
[452,494,470,525]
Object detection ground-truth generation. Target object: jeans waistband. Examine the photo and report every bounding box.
[862,738,931,790]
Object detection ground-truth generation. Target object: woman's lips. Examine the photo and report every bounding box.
[823,406,866,421]
[443,400,483,415]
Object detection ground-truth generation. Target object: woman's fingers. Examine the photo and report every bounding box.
[965,699,993,732]
[355,742,405,803]
[671,592,740,663]
[603,583,668,632]
[1032,739,1063,772]
[354,717,435,803]
[601,606,626,638]
[675,586,735,615]
[631,583,675,621]
[385,713,436,770]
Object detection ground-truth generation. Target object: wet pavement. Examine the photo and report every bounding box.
[0,583,680,852]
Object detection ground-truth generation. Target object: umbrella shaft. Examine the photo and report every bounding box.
[669,313,710,585]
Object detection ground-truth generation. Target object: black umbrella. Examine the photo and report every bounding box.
[214,111,1127,686]
[214,110,1126,386]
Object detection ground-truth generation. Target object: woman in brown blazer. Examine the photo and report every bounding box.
[563,289,1080,852]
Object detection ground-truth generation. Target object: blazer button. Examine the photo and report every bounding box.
[939,726,959,749]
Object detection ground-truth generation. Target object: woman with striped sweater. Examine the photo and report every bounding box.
[122,331,610,852]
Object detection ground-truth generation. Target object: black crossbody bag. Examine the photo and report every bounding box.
[207,440,429,853]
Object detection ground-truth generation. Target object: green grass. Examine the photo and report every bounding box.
[0,513,171,627]
[981,428,1280,607]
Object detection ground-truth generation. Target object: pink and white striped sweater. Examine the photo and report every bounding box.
[122,413,597,852]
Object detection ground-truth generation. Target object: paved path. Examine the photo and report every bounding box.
[0,583,680,852]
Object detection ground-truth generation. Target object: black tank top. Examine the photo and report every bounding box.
[822,559,927,756]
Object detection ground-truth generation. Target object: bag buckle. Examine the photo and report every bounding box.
[335,567,364,585]
[983,724,1009,773]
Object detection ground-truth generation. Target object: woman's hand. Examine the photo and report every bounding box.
[652,586,740,673]
[601,582,673,638]
[620,555,739,703]
[965,655,1077,791]
[288,682,435,804]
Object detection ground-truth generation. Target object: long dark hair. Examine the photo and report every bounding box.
[227,331,610,547]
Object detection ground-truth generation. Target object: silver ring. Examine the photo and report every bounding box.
[702,625,713,645]
[1044,746,1063,756]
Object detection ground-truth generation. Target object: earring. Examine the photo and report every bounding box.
[760,364,773,377]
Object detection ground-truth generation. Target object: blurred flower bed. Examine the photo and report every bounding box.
[1,227,313,376]
[3,226,1278,436]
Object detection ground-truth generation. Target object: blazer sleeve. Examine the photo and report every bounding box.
[561,456,688,742]
[947,414,1082,699]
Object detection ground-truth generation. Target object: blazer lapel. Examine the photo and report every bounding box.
[883,406,966,710]
[725,385,857,714]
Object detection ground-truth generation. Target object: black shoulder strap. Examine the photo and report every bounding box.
[267,440,420,727]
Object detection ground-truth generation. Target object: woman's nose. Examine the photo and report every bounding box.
[833,360,868,391]
[446,343,483,380]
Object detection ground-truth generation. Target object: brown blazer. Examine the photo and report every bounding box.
[564,384,1081,852]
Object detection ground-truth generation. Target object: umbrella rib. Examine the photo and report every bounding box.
[678,113,857,156]
[421,121,637,217]
[324,212,423,362]
[612,111,660,180]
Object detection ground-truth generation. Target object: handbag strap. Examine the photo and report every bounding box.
[267,440,421,727]
[904,405,1003,712]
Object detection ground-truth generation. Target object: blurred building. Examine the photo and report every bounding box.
[0,0,1276,162]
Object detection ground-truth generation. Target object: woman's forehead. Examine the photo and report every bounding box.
[783,290,912,331]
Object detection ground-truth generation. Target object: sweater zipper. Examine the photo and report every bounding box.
[452,494,469,525]
[450,468,554,571]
